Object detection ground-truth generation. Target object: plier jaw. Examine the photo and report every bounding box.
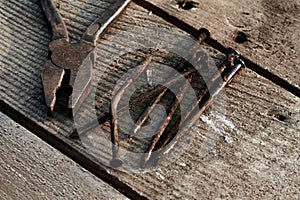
[41,60,65,116]
[41,37,95,117]
[40,0,131,117]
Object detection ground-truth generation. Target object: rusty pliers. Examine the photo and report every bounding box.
[40,0,131,116]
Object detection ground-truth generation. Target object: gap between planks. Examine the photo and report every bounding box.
[0,100,147,200]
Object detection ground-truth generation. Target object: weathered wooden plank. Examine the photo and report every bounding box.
[0,112,127,199]
[0,0,299,199]
[144,0,300,89]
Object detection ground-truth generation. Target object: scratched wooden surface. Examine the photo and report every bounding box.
[0,0,299,199]
[0,112,127,200]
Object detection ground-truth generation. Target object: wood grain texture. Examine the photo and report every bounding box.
[146,0,300,88]
[0,112,127,199]
[0,0,299,199]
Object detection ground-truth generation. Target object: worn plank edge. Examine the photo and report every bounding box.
[0,100,147,200]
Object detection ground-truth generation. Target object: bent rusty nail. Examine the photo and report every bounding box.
[152,58,229,149]
[154,50,244,160]
[129,87,168,140]
[157,50,243,151]
[141,75,193,167]
[110,56,152,167]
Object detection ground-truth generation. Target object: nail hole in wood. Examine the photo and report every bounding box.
[177,0,199,10]
[234,31,248,44]
[274,114,288,121]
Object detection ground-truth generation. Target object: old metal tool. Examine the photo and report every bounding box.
[40,0,131,116]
